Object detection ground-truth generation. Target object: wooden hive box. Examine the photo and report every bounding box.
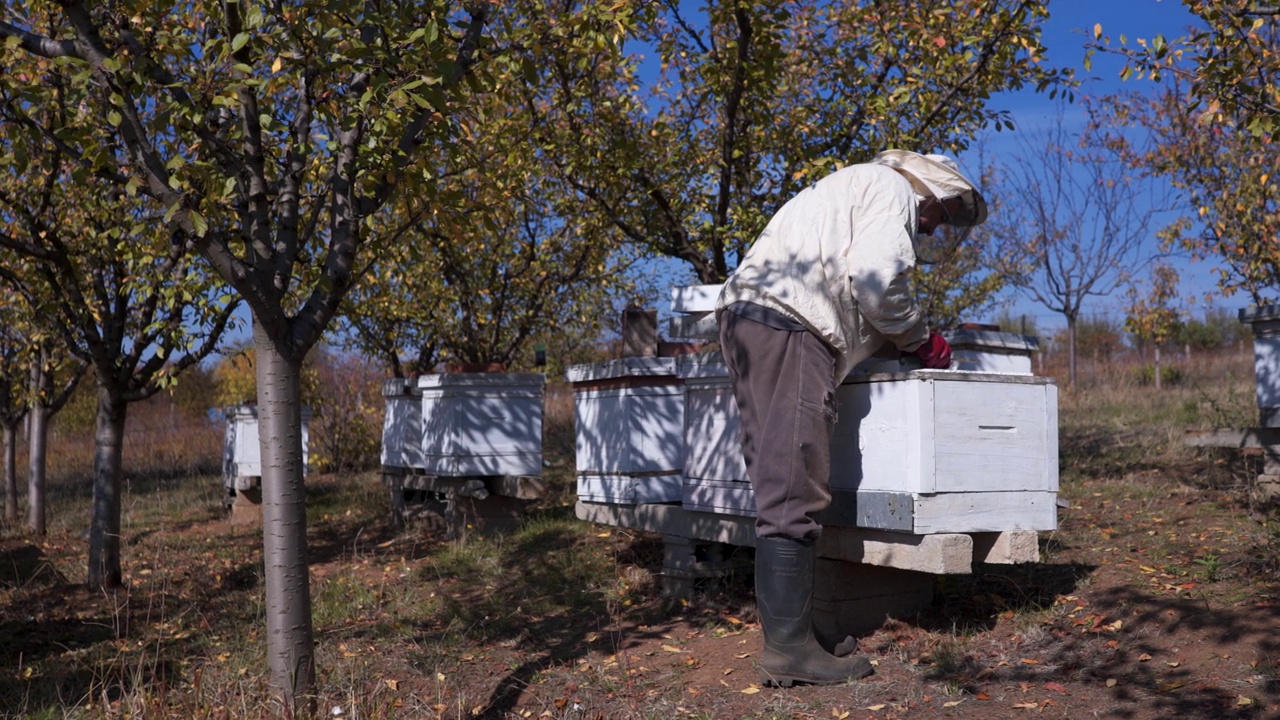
[943,328,1039,375]
[381,378,423,469]
[1239,305,1280,426]
[567,357,684,504]
[222,404,312,490]
[676,352,754,515]
[673,355,1059,534]
[416,373,544,477]
[826,370,1058,534]
[668,284,724,341]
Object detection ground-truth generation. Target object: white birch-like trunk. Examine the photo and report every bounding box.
[27,360,48,536]
[3,423,16,527]
[1154,345,1163,391]
[253,320,316,703]
[87,386,127,588]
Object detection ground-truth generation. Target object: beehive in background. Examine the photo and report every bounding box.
[568,357,684,504]
[416,373,545,477]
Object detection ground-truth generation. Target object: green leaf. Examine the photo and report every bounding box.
[231,33,250,53]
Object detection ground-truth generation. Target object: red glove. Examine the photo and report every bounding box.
[912,331,952,369]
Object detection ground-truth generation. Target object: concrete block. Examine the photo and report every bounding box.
[971,530,1040,564]
[813,561,935,637]
[1255,473,1280,501]
[575,501,980,573]
[228,488,262,527]
[817,525,974,574]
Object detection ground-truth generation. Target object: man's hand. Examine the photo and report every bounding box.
[912,331,952,369]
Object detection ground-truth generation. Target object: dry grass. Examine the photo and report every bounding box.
[2,349,1275,719]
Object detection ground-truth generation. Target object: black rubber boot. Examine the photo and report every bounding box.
[755,536,874,687]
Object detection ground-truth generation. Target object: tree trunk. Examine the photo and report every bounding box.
[87,386,127,589]
[27,360,48,536]
[1154,345,1163,391]
[1067,316,1078,386]
[254,321,316,704]
[3,423,16,527]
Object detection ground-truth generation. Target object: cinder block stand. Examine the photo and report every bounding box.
[384,469,545,539]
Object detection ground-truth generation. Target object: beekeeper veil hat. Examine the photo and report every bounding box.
[870,149,988,226]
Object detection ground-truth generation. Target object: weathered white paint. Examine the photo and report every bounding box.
[380,379,422,469]
[943,329,1039,375]
[223,404,311,488]
[416,373,544,476]
[1239,305,1280,426]
[568,358,684,477]
[670,284,725,314]
[831,373,1058,495]
[576,474,683,504]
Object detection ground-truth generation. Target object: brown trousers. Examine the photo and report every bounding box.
[719,309,839,541]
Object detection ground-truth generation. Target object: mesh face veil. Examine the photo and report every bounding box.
[914,197,973,266]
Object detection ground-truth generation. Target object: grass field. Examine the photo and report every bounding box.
[1,350,1278,719]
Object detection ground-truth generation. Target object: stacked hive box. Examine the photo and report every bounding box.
[673,315,1057,534]
[379,372,547,535]
[576,286,1057,627]
[222,404,312,523]
[222,404,312,487]
[380,378,423,470]
[416,373,545,476]
[567,357,685,504]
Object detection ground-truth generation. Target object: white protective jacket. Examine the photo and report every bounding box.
[717,162,930,382]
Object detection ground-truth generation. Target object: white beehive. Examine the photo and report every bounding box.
[672,352,1059,533]
[222,404,312,490]
[828,371,1058,533]
[568,357,685,504]
[676,352,753,514]
[417,373,544,476]
[943,328,1039,375]
[1239,305,1280,426]
[668,284,724,340]
[381,378,423,469]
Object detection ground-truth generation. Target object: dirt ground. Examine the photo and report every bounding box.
[3,459,1279,719]
[375,461,1280,720]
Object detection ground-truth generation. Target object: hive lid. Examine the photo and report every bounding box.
[942,329,1040,353]
[1239,304,1280,325]
[565,356,677,383]
[416,372,546,389]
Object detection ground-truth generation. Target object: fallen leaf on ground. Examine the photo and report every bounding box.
[661,645,682,653]
[1012,701,1038,709]
[1138,653,1153,662]
[741,685,761,695]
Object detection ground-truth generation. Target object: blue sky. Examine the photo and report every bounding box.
[965,0,1231,333]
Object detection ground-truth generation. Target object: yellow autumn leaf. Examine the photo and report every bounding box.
[741,685,761,695]
[271,56,283,73]
[661,645,683,653]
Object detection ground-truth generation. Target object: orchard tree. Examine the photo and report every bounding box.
[1100,86,1280,303]
[0,299,30,528]
[1125,263,1182,389]
[1088,1,1280,138]
[985,102,1170,385]
[339,39,640,377]
[0,0,632,703]
[0,120,235,586]
[526,0,1073,286]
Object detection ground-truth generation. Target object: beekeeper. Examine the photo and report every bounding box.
[716,149,988,687]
